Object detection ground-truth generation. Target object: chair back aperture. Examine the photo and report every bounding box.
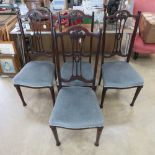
[102,10,141,63]
[17,7,55,63]
[57,10,95,63]
[53,25,102,89]
[58,10,94,32]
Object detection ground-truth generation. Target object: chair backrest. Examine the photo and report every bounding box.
[102,9,141,63]
[17,7,54,63]
[53,25,102,89]
[57,10,95,63]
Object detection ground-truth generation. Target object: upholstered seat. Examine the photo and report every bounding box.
[49,86,103,129]
[102,61,144,88]
[61,61,93,86]
[13,61,55,87]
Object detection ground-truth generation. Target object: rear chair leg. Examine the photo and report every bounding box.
[49,87,55,106]
[95,127,103,146]
[50,126,61,146]
[98,72,102,85]
[14,85,27,106]
[130,86,143,107]
[133,52,139,60]
[100,88,107,108]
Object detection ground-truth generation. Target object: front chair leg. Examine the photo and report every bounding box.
[50,126,61,146]
[95,127,103,146]
[14,85,27,106]
[49,87,55,106]
[100,88,107,108]
[130,86,143,107]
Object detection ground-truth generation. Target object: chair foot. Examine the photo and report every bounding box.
[100,105,103,109]
[130,86,143,107]
[50,126,61,146]
[14,85,27,106]
[95,127,103,146]
[94,142,99,146]
[133,52,139,60]
[56,142,61,146]
[130,103,134,107]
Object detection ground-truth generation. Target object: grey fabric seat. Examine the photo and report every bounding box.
[61,61,93,86]
[49,86,103,129]
[13,61,55,87]
[102,61,144,88]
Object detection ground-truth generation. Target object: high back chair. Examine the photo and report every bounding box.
[99,10,144,108]
[49,25,104,146]
[13,8,56,107]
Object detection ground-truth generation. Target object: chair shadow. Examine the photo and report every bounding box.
[22,87,58,124]
[97,87,135,126]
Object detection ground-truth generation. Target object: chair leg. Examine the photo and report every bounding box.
[95,127,103,146]
[133,52,139,60]
[14,85,27,106]
[130,86,143,107]
[50,126,61,146]
[49,87,55,106]
[98,71,102,85]
[100,88,107,108]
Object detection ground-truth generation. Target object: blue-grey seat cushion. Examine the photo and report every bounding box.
[49,87,104,129]
[61,61,94,86]
[13,61,55,87]
[102,61,144,88]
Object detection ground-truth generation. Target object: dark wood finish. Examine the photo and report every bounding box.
[14,85,27,106]
[130,86,143,106]
[53,25,102,88]
[100,9,143,107]
[133,52,139,60]
[95,127,103,146]
[14,8,55,107]
[50,126,61,146]
[101,10,141,62]
[100,88,107,108]
[49,87,55,104]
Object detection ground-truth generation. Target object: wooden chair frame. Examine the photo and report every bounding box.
[50,25,103,146]
[14,9,55,107]
[99,9,143,108]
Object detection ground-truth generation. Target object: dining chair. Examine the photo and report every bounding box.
[49,25,104,146]
[13,9,56,107]
[99,10,144,108]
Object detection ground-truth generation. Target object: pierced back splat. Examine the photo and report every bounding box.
[53,25,102,89]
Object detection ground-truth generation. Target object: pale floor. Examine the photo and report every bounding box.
[0,55,155,155]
